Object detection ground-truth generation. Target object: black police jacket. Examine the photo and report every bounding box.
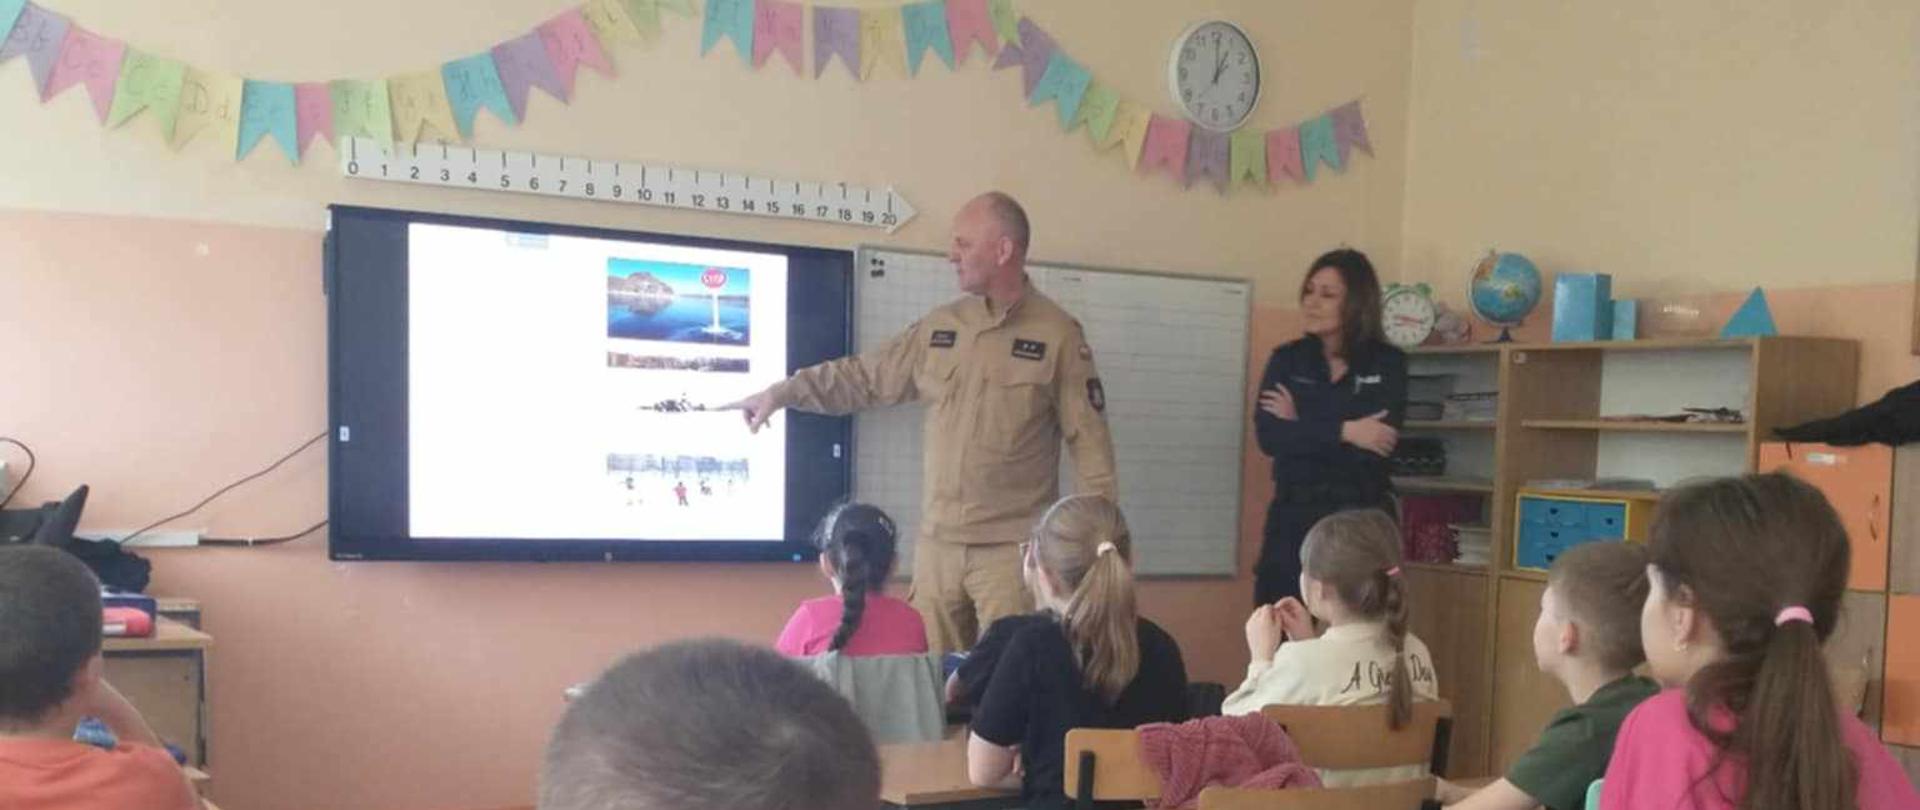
[1253,333,1407,500]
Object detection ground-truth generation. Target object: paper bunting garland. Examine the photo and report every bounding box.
[0,0,1373,193]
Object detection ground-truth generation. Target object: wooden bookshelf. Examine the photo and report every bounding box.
[1405,420,1497,431]
[1520,419,1748,434]
[1402,334,1858,778]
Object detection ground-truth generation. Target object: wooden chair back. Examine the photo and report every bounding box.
[1197,779,1435,810]
[1259,700,1453,773]
[1063,728,1161,807]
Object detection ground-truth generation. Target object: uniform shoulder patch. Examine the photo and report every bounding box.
[1087,378,1106,412]
[930,329,957,348]
[1011,339,1047,361]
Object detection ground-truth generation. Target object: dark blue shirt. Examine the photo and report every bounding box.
[1254,334,1407,494]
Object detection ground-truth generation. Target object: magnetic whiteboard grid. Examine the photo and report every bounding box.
[853,247,1249,577]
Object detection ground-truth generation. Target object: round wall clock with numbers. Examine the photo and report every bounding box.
[1168,20,1262,132]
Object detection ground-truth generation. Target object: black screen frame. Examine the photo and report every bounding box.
[324,205,852,563]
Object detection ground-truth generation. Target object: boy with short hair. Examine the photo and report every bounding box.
[0,545,199,810]
[1439,542,1660,810]
[540,638,882,810]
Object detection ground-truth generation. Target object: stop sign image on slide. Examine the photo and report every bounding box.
[702,268,728,289]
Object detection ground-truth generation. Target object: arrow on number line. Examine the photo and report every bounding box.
[883,187,916,234]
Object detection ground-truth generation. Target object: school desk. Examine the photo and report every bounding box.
[880,733,1021,810]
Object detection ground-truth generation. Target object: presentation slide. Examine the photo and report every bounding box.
[406,222,790,541]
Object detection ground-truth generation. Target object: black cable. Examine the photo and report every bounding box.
[0,437,36,510]
[119,431,327,546]
[202,519,328,547]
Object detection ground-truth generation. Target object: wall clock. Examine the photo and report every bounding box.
[1168,20,1262,132]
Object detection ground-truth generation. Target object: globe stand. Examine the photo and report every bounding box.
[1487,324,1518,343]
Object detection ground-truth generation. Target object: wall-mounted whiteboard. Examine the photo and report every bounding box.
[853,247,1250,576]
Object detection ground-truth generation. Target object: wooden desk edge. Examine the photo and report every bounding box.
[103,617,213,652]
[878,737,1017,805]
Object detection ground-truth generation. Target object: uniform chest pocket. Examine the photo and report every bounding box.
[916,353,959,400]
[979,362,1055,456]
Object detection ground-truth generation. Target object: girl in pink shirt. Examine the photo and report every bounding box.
[775,502,928,657]
[1602,473,1919,810]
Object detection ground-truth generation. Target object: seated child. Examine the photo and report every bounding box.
[540,638,881,810]
[0,546,198,810]
[1223,509,1439,785]
[775,502,928,657]
[1438,542,1659,809]
[967,495,1189,810]
[1602,473,1919,810]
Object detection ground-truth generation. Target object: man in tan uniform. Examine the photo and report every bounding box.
[727,192,1117,652]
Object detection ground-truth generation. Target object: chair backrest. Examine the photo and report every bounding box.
[793,651,945,745]
[1063,728,1162,807]
[1197,779,1435,810]
[1258,701,1453,774]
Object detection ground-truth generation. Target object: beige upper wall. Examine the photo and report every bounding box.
[0,0,1415,305]
[1401,0,1920,303]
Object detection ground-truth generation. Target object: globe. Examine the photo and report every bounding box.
[1467,251,1542,342]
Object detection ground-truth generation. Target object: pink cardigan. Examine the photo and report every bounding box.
[1137,714,1322,810]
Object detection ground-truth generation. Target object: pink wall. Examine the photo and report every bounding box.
[0,208,1282,810]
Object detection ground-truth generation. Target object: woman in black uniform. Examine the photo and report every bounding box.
[1252,249,1407,605]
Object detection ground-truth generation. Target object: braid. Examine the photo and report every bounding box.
[829,537,871,653]
[1381,570,1412,730]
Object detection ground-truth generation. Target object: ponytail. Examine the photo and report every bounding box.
[1648,474,1855,810]
[1063,543,1141,704]
[1033,496,1141,705]
[812,503,900,654]
[1713,618,1855,810]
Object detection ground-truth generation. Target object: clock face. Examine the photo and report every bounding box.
[1170,21,1261,132]
[1382,289,1438,348]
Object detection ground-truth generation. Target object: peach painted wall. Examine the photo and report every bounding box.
[0,207,1300,810]
[1398,0,1920,394]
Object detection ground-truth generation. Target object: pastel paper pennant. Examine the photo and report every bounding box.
[751,0,802,74]
[387,70,459,143]
[1070,81,1118,143]
[945,0,997,63]
[992,18,1053,97]
[1137,114,1191,181]
[442,52,517,138]
[0,0,25,44]
[171,68,241,152]
[1186,127,1230,191]
[1298,114,1341,180]
[237,79,298,162]
[1029,52,1089,129]
[492,32,567,120]
[858,7,905,80]
[539,8,615,98]
[1330,99,1371,163]
[293,81,332,152]
[1229,129,1266,186]
[1092,100,1152,167]
[988,0,1016,45]
[583,0,645,46]
[900,0,953,75]
[0,3,69,97]
[105,49,183,134]
[43,24,123,121]
[701,0,754,64]
[1266,125,1303,183]
[330,79,392,145]
[619,0,666,38]
[812,6,858,78]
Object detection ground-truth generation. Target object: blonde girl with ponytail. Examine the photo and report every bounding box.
[1222,509,1440,786]
[966,495,1189,810]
